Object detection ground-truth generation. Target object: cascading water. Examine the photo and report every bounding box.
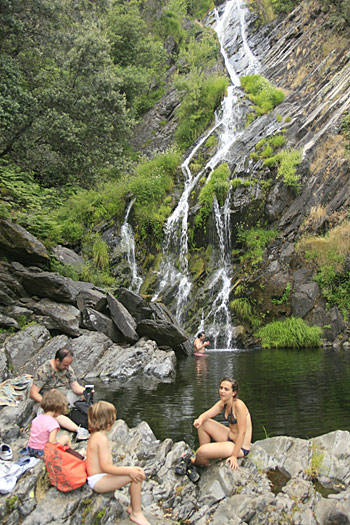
[153,0,259,346]
[120,199,143,293]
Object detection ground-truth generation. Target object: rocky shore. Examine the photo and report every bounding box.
[1,403,350,524]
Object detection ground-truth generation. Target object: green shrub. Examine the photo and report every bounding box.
[255,317,323,349]
[342,111,350,154]
[238,227,278,268]
[241,75,285,120]
[194,163,230,229]
[205,135,218,149]
[188,0,215,19]
[175,70,229,149]
[0,161,66,243]
[230,298,252,320]
[314,265,350,318]
[178,30,219,72]
[276,148,302,189]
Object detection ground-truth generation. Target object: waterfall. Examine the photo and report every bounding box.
[120,199,143,293]
[153,0,259,346]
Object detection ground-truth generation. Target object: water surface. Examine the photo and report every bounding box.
[93,347,350,449]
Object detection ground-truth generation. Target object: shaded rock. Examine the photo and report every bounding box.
[81,307,123,344]
[291,282,319,318]
[0,348,8,382]
[12,262,94,304]
[4,324,51,374]
[107,292,139,344]
[0,313,19,330]
[76,289,107,313]
[0,219,50,266]
[33,298,81,337]
[114,287,154,322]
[136,319,190,356]
[0,398,34,442]
[51,245,84,269]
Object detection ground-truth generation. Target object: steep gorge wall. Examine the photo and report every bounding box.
[128,0,350,346]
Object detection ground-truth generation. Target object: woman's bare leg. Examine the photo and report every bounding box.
[197,419,230,445]
[194,419,232,466]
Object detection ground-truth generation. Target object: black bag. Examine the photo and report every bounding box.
[68,389,93,429]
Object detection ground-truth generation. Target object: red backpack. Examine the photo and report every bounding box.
[43,443,87,492]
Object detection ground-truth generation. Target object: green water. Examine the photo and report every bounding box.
[93,347,350,449]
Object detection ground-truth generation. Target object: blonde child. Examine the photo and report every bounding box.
[86,401,149,525]
[28,389,72,457]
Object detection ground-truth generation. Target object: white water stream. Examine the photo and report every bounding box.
[152,0,260,347]
[120,199,143,293]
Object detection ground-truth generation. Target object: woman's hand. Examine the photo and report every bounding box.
[226,455,239,470]
[193,416,203,429]
[128,467,146,482]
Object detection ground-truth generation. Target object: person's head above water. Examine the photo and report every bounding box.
[220,377,239,397]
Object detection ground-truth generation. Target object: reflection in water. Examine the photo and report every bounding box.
[93,348,350,449]
[195,355,208,380]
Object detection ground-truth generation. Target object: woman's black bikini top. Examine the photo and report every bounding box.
[224,405,237,425]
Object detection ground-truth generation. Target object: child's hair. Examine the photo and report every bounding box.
[40,389,68,415]
[88,401,116,433]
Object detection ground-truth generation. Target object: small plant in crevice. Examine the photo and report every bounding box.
[272,282,292,305]
[194,163,230,231]
[305,443,325,479]
[237,227,278,270]
[241,75,285,124]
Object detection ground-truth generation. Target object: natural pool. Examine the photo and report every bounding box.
[93,347,350,449]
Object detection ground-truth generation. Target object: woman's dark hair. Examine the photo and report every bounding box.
[220,377,239,396]
[55,345,73,362]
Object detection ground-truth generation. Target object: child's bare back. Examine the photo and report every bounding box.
[86,401,150,525]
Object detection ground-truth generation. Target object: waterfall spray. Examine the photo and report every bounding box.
[153,0,260,346]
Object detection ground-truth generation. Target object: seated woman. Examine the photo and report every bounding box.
[192,377,252,470]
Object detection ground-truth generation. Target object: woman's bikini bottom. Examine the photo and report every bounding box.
[227,437,250,457]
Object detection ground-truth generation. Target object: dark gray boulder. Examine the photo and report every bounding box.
[51,245,84,269]
[12,262,94,304]
[136,319,191,355]
[0,219,50,266]
[106,292,139,344]
[114,287,154,322]
[33,298,81,337]
[81,307,123,344]
[76,289,107,313]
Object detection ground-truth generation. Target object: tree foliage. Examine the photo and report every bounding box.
[0,0,134,186]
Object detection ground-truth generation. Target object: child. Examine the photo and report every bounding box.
[86,401,150,525]
[28,389,72,457]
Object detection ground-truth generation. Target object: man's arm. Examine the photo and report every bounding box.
[30,384,42,403]
[70,381,85,396]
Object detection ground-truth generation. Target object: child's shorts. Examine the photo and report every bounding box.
[87,473,107,490]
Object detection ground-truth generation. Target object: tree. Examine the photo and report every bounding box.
[0,0,133,186]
